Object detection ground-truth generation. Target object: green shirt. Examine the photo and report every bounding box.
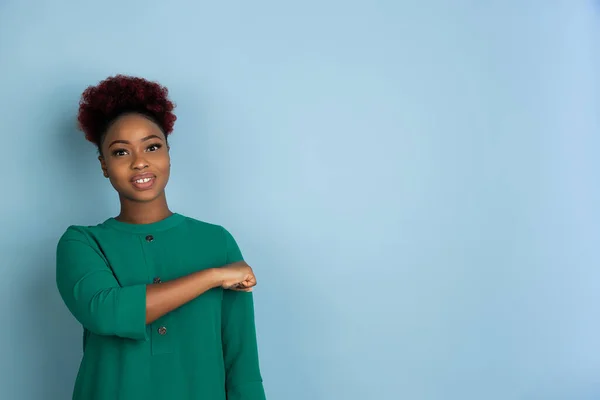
[56,213,266,400]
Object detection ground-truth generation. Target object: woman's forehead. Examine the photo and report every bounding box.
[104,113,165,142]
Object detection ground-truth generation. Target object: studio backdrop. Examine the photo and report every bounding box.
[0,1,598,399]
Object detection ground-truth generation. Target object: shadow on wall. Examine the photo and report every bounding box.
[21,81,113,399]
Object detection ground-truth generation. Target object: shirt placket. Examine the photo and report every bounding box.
[142,233,174,355]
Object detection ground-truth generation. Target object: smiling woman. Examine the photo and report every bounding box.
[56,75,266,400]
[100,114,171,206]
[78,75,176,212]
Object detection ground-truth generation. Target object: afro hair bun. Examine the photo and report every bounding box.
[77,74,177,147]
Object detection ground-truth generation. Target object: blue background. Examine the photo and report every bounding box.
[1,1,599,399]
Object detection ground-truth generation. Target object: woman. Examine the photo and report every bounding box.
[55,75,266,400]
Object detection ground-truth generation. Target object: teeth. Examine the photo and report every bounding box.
[135,177,152,184]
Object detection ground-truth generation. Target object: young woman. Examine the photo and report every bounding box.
[55,75,266,400]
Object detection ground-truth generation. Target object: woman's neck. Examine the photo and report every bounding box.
[115,193,173,225]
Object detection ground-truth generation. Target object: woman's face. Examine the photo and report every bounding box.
[99,113,171,203]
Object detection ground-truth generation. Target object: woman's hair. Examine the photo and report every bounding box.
[77,74,177,152]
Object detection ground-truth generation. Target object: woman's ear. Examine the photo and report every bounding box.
[98,155,109,178]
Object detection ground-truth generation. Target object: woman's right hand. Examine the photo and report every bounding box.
[218,261,257,291]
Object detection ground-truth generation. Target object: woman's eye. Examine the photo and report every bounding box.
[112,149,128,156]
[147,143,162,152]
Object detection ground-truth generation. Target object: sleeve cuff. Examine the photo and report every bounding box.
[115,283,148,340]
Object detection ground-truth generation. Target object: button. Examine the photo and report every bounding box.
[145,235,154,242]
[158,326,167,335]
[153,277,162,284]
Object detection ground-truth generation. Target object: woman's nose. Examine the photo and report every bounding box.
[131,152,149,170]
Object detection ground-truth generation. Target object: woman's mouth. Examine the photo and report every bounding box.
[131,174,156,190]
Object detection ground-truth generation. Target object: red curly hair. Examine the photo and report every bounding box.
[77,74,177,150]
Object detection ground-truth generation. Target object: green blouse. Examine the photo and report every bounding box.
[55,213,266,400]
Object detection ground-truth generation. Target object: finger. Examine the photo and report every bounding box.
[227,280,253,290]
[227,282,245,290]
[237,281,255,289]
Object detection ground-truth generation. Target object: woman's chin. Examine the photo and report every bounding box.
[118,189,164,203]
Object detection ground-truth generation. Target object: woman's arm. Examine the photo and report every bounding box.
[145,268,221,324]
[146,261,254,324]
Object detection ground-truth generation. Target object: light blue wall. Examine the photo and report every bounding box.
[1,1,598,399]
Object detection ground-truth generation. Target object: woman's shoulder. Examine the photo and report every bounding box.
[178,214,234,237]
[56,222,107,246]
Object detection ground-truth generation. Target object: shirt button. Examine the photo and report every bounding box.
[158,326,167,335]
[145,235,154,242]
[153,277,162,284]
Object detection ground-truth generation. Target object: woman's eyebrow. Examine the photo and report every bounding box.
[108,134,163,148]
[140,134,163,142]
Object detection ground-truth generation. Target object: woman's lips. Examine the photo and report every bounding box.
[131,174,156,190]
